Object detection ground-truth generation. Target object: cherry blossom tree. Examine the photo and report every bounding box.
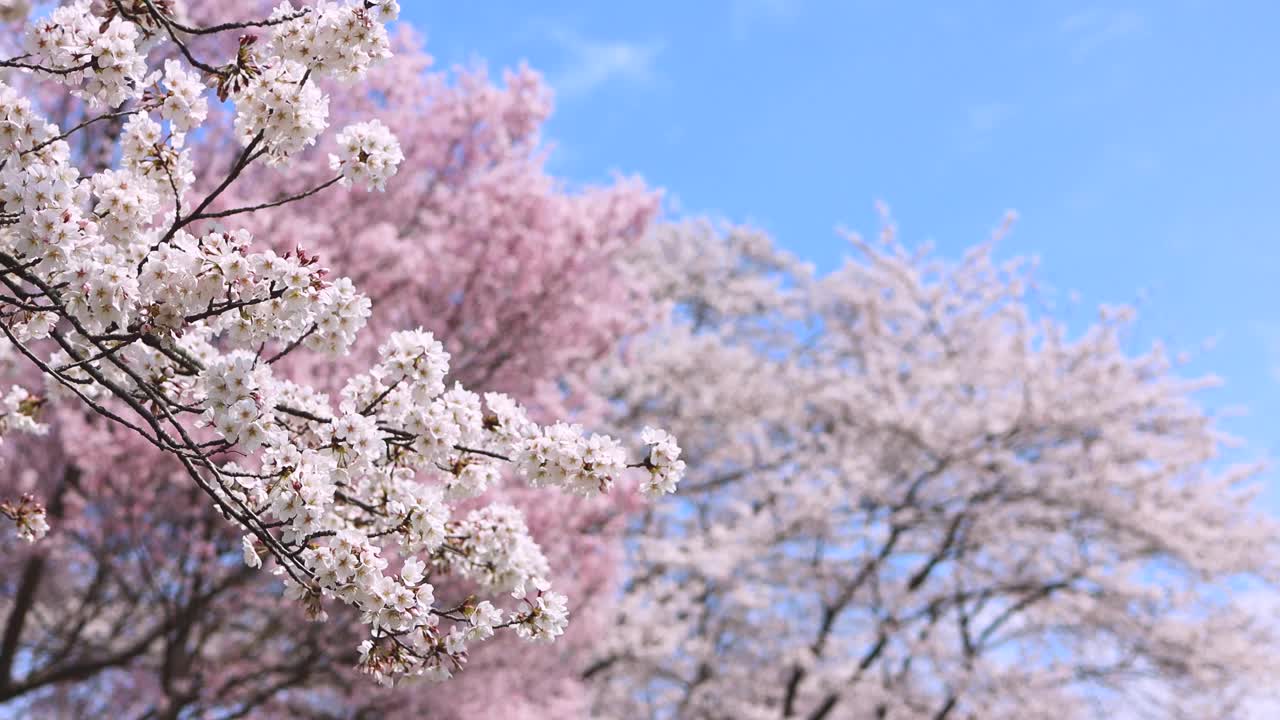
[585,217,1280,719]
[0,2,683,717]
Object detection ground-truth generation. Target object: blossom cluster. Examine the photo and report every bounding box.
[639,426,685,497]
[25,1,148,108]
[234,59,330,162]
[519,422,629,496]
[0,383,43,432]
[0,379,46,460]
[202,329,676,682]
[331,119,405,191]
[271,0,397,79]
[0,0,682,687]
[0,492,48,542]
[156,59,209,136]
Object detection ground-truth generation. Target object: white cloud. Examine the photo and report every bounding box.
[1060,8,1146,61]
[544,25,664,98]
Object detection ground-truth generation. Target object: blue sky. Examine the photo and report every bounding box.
[405,1,1280,496]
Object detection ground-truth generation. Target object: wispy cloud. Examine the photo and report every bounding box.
[953,101,1014,153]
[543,25,664,98]
[967,101,1013,134]
[1253,323,1280,385]
[730,0,801,38]
[1060,9,1146,61]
